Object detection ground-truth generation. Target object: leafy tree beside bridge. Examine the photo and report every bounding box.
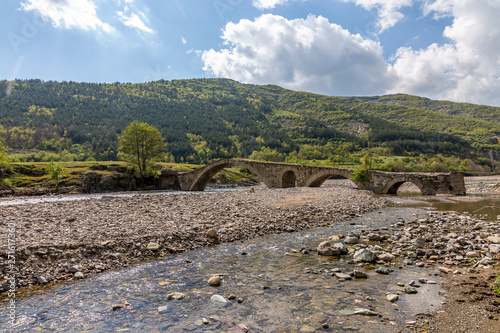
[118,121,166,174]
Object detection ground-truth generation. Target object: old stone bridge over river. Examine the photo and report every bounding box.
[160,158,466,195]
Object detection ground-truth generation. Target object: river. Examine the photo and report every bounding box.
[1,190,499,333]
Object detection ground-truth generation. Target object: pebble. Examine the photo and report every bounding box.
[74,272,84,279]
[207,275,222,287]
[146,242,160,251]
[166,292,186,301]
[354,308,379,316]
[210,295,227,304]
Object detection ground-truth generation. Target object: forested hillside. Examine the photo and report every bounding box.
[0,79,498,170]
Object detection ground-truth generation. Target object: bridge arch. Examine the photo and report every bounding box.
[280,168,297,188]
[188,159,271,191]
[304,169,354,188]
[381,177,425,195]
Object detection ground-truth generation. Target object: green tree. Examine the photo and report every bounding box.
[0,140,7,166]
[118,121,166,173]
[47,162,68,188]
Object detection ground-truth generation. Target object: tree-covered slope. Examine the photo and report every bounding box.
[0,78,498,165]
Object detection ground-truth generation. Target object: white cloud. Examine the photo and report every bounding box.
[252,0,291,9]
[341,0,414,32]
[202,14,396,96]
[21,0,114,33]
[392,0,500,106]
[117,9,154,34]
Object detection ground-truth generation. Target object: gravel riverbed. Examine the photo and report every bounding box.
[0,180,384,294]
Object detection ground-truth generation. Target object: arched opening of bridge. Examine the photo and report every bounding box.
[387,181,422,195]
[207,166,260,189]
[282,170,297,188]
[325,175,359,189]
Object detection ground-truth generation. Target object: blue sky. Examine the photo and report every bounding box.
[1,0,500,106]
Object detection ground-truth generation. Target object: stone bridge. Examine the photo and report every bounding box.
[159,159,466,195]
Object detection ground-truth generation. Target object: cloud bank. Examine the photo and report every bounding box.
[202,14,396,96]
[203,0,500,106]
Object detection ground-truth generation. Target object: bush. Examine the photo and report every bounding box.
[351,168,370,182]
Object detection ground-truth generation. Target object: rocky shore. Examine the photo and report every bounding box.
[0,180,384,295]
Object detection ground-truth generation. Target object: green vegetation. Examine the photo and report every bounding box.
[0,78,498,174]
[46,162,68,187]
[118,121,167,174]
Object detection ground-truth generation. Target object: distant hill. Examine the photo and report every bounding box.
[0,78,498,167]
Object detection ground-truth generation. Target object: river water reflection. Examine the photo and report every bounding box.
[1,202,451,333]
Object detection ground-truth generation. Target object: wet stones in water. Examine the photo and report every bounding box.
[317,241,347,256]
[334,272,352,280]
[377,253,395,262]
[353,308,379,316]
[329,234,344,242]
[367,233,384,241]
[374,267,392,275]
[208,275,222,287]
[353,249,375,262]
[344,235,359,244]
[386,294,399,302]
[403,286,418,294]
[158,305,168,313]
[210,294,227,304]
[112,304,125,311]
[352,270,368,279]
[166,292,187,301]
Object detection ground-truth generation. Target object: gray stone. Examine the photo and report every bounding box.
[377,253,395,262]
[210,295,227,304]
[352,270,368,279]
[374,267,392,275]
[354,308,378,316]
[344,236,359,244]
[68,265,80,273]
[335,273,352,280]
[386,294,399,302]
[207,229,218,238]
[167,292,187,301]
[412,238,426,248]
[317,241,341,256]
[207,275,222,287]
[487,235,500,243]
[74,272,84,279]
[37,276,48,284]
[146,242,160,251]
[353,249,375,262]
[367,233,384,241]
[403,286,418,294]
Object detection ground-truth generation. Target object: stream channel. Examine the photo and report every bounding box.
[1,189,500,333]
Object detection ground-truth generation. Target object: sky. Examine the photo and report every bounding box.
[1,0,500,107]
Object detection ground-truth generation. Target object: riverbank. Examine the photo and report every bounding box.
[0,180,384,297]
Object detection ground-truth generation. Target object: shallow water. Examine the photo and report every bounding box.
[0,206,445,333]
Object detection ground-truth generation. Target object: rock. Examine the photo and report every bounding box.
[329,234,344,241]
[207,228,218,238]
[438,266,452,274]
[158,305,168,313]
[112,304,124,311]
[466,251,479,258]
[367,233,384,241]
[207,275,222,287]
[317,241,341,256]
[146,242,160,251]
[411,238,426,248]
[210,295,227,304]
[202,318,209,324]
[377,253,395,262]
[354,308,378,316]
[344,236,359,244]
[167,292,187,301]
[386,294,399,302]
[374,267,392,275]
[37,276,48,284]
[299,325,316,333]
[228,294,237,300]
[403,286,418,294]
[68,265,80,273]
[335,273,352,280]
[487,235,500,243]
[352,270,368,279]
[74,272,84,279]
[353,249,375,262]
